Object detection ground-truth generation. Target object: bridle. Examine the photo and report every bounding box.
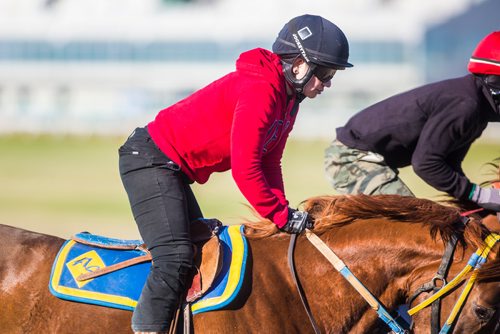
[407,218,465,334]
[406,236,457,334]
[407,208,498,333]
[288,223,500,334]
[408,232,499,333]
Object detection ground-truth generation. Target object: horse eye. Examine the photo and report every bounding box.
[473,303,495,322]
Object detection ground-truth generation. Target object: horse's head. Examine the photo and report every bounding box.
[453,255,500,333]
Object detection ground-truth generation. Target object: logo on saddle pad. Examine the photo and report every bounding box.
[49,225,248,313]
[66,250,105,288]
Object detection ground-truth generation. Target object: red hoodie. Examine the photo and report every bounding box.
[147,48,298,227]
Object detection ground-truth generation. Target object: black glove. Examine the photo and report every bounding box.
[280,208,312,234]
[469,184,500,212]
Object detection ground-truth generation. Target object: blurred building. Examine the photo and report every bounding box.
[424,0,499,83]
[0,0,498,137]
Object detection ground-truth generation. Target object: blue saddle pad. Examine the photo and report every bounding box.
[191,225,247,314]
[49,225,248,313]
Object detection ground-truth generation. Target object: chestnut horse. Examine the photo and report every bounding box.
[1,195,499,333]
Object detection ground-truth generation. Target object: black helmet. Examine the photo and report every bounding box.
[272,14,352,94]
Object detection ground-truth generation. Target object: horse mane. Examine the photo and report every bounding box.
[244,194,488,247]
[243,193,499,280]
[304,194,461,238]
[243,158,500,281]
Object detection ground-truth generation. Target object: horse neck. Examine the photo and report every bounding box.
[293,218,446,332]
[311,217,445,276]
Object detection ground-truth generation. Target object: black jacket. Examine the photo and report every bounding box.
[336,74,500,199]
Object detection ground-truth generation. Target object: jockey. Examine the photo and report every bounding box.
[324,31,500,211]
[119,14,352,334]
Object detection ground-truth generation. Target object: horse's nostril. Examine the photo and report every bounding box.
[473,302,495,322]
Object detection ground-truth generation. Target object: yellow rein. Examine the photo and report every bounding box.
[408,233,500,321]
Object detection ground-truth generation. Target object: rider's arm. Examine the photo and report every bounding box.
[411,100,479,200]
[230,83,290,228]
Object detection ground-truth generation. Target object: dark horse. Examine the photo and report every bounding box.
[1,194,499,333]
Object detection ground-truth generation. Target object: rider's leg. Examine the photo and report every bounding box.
[119,127,200,333]
[325,139,414,196]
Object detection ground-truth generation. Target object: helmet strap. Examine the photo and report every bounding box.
[281,57,315,96]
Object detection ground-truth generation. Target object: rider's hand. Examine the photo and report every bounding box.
[280,208,312,234]
[469,184,500,212]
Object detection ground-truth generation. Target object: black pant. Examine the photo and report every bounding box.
[119,127,202,332]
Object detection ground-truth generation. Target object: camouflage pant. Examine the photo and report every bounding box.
[324,139,414,196]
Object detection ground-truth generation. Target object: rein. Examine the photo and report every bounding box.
[288,227,499,334]
[288,230,410,334]
[288,234,321,334]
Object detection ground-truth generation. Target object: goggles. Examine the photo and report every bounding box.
[484,75,500,106]
[491,89,500,107]
[312,65,338,83]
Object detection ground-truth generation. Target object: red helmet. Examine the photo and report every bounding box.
[468,31,500,75]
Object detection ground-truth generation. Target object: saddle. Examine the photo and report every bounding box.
[49,219,249,311]
[76,218,222,303]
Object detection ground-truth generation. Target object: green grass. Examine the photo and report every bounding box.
[1,134,499,238]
